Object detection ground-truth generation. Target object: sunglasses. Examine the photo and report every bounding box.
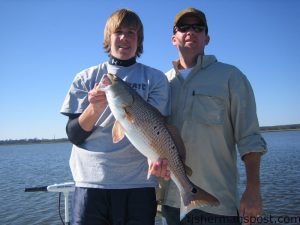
[174,24,206,34]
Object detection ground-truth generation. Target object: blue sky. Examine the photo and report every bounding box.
[1,0,299,140]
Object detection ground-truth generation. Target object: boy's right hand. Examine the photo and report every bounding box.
[88,83,108,113]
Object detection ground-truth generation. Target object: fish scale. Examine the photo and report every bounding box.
[126,99,188,184]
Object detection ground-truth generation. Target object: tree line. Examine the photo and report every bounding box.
[1,124,299,145]
[0,138,68,145]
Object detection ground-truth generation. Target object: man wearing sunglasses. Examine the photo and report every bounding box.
[151,7,267,225]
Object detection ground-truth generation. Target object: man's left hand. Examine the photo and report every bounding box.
[240,187,262,225]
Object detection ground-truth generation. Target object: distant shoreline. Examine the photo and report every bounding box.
[1,124,299,145]
[0,138,69,146]
[260,124,300,132]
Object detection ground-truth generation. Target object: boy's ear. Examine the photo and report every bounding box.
[205,35,210,45]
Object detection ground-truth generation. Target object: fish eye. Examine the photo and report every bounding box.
[112,74,118,81]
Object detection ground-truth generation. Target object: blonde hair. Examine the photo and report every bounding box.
[103,9,144,57]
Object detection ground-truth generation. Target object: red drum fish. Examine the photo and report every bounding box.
[100,73,219,219]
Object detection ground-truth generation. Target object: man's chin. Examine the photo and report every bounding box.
[184,44,197,49]
[184,41,197,46]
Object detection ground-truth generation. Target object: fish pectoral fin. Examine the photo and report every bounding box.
[124,109,135,123]
[112,120,125,143]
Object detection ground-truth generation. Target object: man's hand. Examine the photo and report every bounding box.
[148,158,171,180]
[241,152,263,225]
[240,187,262,225]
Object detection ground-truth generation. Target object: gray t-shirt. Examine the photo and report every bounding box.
[60,62,170,188]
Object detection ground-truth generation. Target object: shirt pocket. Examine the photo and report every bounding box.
[191,89,225,125]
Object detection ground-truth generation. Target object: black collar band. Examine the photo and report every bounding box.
[109,56,136,67]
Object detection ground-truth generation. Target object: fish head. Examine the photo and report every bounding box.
[99,73,134,107]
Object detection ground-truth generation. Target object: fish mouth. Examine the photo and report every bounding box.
[98,74,114,90]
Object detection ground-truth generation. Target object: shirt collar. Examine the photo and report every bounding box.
[172,55,217,73]
[108,56,136,67]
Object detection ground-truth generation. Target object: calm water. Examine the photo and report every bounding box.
[0,131,299,225]
[237,131,300,220]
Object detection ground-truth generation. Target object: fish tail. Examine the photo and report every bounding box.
[179,183,220,220]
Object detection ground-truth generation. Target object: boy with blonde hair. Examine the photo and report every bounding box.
[61,9,169,225]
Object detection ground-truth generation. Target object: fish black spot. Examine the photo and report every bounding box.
[171,146,175,149]
[154,126,157,129]
[191,188,197,194]
[157,131,160,135]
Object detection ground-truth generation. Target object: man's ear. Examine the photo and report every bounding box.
[171,35,177,46]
